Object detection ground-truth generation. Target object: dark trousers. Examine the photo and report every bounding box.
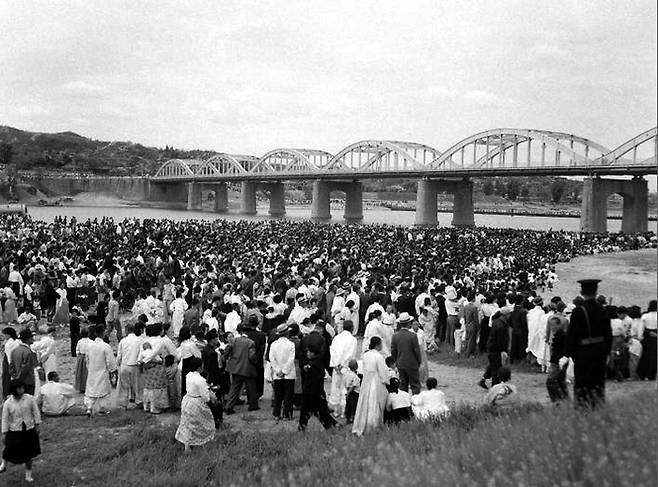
[226,374,258,410]
[385,407,411,425]
[345,390,359,422]
[70,334,80,357]
[272,379,295,419]
[465,322,479,357]
[298,394,337,431]
[208,389,223,427]
[437,317,447,342]
[483,352,502,385]
[398,367,421,394]
[256,365,264,399]
[510,331,526,363]
[546,364,569,402]
[478,317,490,354]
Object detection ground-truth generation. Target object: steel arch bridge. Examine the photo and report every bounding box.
[152,127,657,181]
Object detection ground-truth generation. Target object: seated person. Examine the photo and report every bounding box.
[411,377,449,421]
[385,377,412,424]
[39,372,79,416]
[484,367,519,409]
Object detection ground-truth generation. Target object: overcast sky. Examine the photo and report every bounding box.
[1,0,656,160]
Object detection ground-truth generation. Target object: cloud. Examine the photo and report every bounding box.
[528,43,569,59]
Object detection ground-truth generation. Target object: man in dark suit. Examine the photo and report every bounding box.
[10,330,38,395]
[566,279,612,410]
[390,312,422,394]
[243,315,267,400]
[224,326,259,414]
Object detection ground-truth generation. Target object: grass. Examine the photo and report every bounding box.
[429,347,537,373]
[6,391,655,486]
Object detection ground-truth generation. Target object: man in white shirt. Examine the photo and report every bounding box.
[268,324,296,420]
[39,372,78,416]
[288,296,312,330]
[116,323,144,408]
[328,320,357,416]
[224,303,243,335]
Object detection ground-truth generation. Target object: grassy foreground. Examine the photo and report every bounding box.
[6,391,656,486]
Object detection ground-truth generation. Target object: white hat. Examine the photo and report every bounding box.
[397,312,413,324]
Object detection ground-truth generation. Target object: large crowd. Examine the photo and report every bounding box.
[0,213,656,482]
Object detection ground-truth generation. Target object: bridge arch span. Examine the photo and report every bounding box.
[154,159,203,178]
[326,140,441,172]
[250,149,333,175]
[602,127,657,165]
[429,129,612,170]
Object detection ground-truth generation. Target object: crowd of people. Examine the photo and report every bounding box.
[0,213,656,482]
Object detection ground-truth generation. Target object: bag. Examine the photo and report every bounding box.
[264,362,273,383]
[109,370,118,387]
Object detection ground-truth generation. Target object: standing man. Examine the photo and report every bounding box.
[479,299,511,389]
[106,290,122,341]
[243,316,267,400]
[9,330,38,395]
[390,313,422,394]
[463,291,480,358]
[509,295,528,363]
[224,326,259,414]
[269,324,296,421]
[566,279,612,409]
[328,320,357,416]
[84,325,117,416]
[116,323,143,409]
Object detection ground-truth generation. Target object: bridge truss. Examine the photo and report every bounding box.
[153,127,657,180]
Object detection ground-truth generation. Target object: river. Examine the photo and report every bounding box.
[26,204,658,232]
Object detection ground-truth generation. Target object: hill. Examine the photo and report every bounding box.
[0,125,216,176]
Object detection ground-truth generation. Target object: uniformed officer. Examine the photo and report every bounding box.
[566,279,612,409]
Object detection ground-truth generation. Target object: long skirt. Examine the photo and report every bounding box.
[52,299,70,325]
[142,363,169,410]
[175,396,215,446]
[2,426,41,464]
[419,348,429,384]
[3,299,18,323]
[74,354,88,393]
[351,373,387,436]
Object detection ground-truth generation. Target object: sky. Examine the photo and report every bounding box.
[1,0,656,163]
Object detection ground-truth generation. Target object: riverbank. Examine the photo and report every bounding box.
[542,248,657,307]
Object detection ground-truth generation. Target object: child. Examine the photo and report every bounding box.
[484,367,518,409]
[343,359,360,423]
[411,377,449,421]
[164,354,180,411]
[385,355,398,380]
[138,341,162,366]
[385,377,412,424]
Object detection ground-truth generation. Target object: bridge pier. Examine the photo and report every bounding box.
[343,181,363,221]
[311,181,331,220]
[451,179,475,227]
[415,179,439,225]
[211,183,228,213]
[414,178,474,226]
[581,177,648,233]
[240,181,258,215]
[265,182,286,217]
[186,182,202,211]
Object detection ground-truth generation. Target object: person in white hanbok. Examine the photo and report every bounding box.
[411,377,449,421]
[169,291,188,338]
[352,337,390,436]
[362,310,387,355]
[84,327,117,416]
[175,357,215,452]
[32,327,58,378]
[328,321,357,416]
[526,298,549,371]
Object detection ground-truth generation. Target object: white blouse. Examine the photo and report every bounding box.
[185,371,210,400]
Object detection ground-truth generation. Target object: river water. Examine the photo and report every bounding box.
[26,205,658,232]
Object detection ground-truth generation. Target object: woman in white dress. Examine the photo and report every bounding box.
[352,337,390,436]
[412,321,429,384]
[175,356,215,452]
[169,289,188,338]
